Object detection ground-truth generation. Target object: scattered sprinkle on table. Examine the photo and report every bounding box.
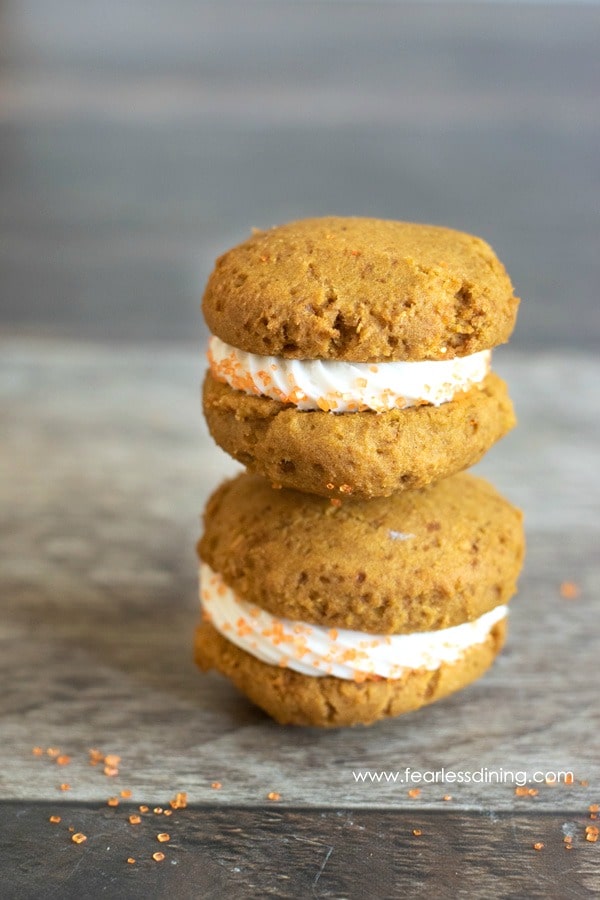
[560,581,580,599]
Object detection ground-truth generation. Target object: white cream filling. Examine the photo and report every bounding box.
[208,335,490,413]
[200,564,507,681]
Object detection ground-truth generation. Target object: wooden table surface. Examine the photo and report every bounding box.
[1,2,599,897]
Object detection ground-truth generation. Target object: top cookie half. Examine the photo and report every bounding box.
[202,217,519,362]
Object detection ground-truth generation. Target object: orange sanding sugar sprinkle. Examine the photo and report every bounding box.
[330,498,342,508]
[32,747,44,756]
[104,754,121,767]
[211,782,222,790]
[412,829,422,837]
[153,852,165,862]
[408,789,421,799]
[139,805,149,813]
[107,797,119,807]
[49,815,61,824]
[59,783,71,791]
[590,804,599,813]
[129,815,142,825]
[56,755,71,766]
[127,858,136,865]
[560,581,580,599]
[88,749,104,766]
[443,795,452,802]
[120,789,132,799]
[515,787,538,797]
[71,833,87,844]
[46,748,60,758]
[533,842,544,851]
[267,792,281,802]
[104,765,119,777]
[170,792,187,810]
[163,809,173,817]
[338,484,353,494]
[157,833,170,843]
[586,825,599,841]
[153,807,163,815]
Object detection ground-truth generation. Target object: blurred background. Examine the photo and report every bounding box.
[0,0,598,351]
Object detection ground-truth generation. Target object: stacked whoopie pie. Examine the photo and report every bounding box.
[195,217,525,727]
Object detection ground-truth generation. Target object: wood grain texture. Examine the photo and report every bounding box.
[1,342,598,815]
[1,805,598,899]
[0,1,599,350]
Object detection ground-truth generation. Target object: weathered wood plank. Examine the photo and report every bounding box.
[1,805,598,899]
[1,343,598,813]
[0,2,599,349]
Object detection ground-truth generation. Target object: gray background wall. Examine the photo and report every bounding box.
[1,0,598,352]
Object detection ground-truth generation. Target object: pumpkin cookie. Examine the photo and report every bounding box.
[202,217,519,498]
[195,472,524,727]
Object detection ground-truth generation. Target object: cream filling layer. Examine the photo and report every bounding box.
[200,564,507,681]
[208,335,491,413]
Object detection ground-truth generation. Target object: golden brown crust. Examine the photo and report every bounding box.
[194,619,507,727]
[202,217,519,362]
[202,370,516,500]
[198,471,524,634]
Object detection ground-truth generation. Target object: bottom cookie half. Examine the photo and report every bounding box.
[195,618,507,728]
